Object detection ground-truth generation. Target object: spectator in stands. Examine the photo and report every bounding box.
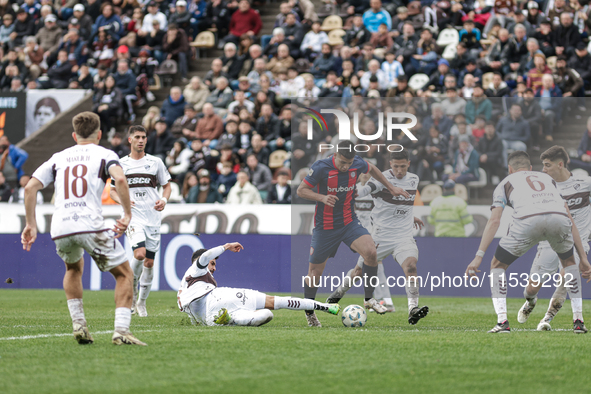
[394,23,417,72]
[416,125,448,182]
[46,49,73,89]
[58,29,89,68]
[72,4,92,40]
[268,105,292,151]
[223,0,263,48]
[282,12,304,54]
[141,19,166,63]
[344,14,371,51]
[266,43,294,78]
[184,76,211,111]
[465,84,492,125]
[309,43,335,86]
[363,0,391,34]
[161,86,187,127]
[114,59,138,122]
[520,88,543,149]
[195,103,224,146]
[267,169,291,204]
[246,133,270,166]
[91,3,123,41]
[570,117,591,173]
[478,121,506,184]
[146,119,175,161]
[520,38,543,75]
[166,140,192,181]
[532,19,555,58]
[360,58,386,90]
[0,136,28,182]
[300,20,328,60]
[548,0,573,27]
[496,103,531,166]
[535,74,563,142]
[370,22,393,51]
[181,172,198,202]
[553,12,580,58]
[12,9,34,49]
[526,54,552,92]
[9,175,43,204]
[424,58,450,93]
[206,77,234,112]
[217,160,237,198]
[170,104,199,139]
[226,170,263,204]
[445,135,480,185]
[239,44,263,78]
[255,103,279,140]
[141,1,167,34]
[35,14,62,57]
[170,1,192,38]
[408,27,438,75]
[204,58,229,91]
[427,180,472,237]
[486,72,511,98]
[0,171,12,202]
[441,87,466,117]
[199,0,231,38]
[109,132,131,158]
[187,139,212,175]
[245,153,272,196]
[569,42,591,88]
[263,27,291,58]
[501,24,528,77]
[423,103,453,137]
[220,43,244,84]
[163,23,190,82]
[93,74,124,133]
[319,71,344,97]
[187,169,223,203]
[554,54,585,111]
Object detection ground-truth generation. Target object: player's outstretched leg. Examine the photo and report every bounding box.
[518,285,539,324]
[374,263,395,312]
[274,296,340,315]
[64,259,93,344]
[538,281,567,331]
[130,257,143,314]
[230,310,274,327]
[564,264,588,334]
[489,267,510,333]
[326,266,360,304]
[304,262,326,327]
[110,263,147,346]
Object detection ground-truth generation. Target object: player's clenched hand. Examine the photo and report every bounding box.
[388,185,410,198]
[154,199,166,211]
[113,216,131,238]
[413,217,424,230]
[321,194,339,207]
[580,257,591,282]
[465,258,482,278]
[21,224,37,251]
[224,242,244,252]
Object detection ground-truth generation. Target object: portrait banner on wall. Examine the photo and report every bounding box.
[25,90,87,137]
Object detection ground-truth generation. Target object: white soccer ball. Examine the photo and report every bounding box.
[341,304,367,327]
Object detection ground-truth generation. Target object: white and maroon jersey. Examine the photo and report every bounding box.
[355,192,374,231]
[114,154,171,226]
[491,171,567,219]
[177,246,224,312]
[367,171,419,238]
[540,174,591,247]
[32,144,120,239]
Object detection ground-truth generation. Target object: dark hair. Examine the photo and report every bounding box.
[35,97,61,117]
[72,111,100,138]
[128,125,147,136]
[540,145,569,165]
[390,149,409,161]
[336,140,355,159]
[507,150,531,170]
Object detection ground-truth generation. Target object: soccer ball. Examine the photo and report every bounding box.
[341,305,367,327]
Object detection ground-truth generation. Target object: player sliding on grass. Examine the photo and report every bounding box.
[326,150,429,325]
[297,140,410,326]
[21,112,146,346]
[177,242,341,326]
[517,146,591,331]
[466,151,591,333]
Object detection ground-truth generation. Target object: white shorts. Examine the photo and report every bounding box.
[357,237,419,268]
[55,230,127,272]
[126,222,161,254]
[188,287,266,326]
[498,214,574,262]
[531,237,590,277]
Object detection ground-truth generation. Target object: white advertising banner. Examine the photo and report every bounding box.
[0,204,513,237]
[26,89,87,137]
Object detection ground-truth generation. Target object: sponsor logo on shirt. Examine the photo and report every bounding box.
[327,185,355,193]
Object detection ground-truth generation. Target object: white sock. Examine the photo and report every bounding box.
[114,307,131,331]
[382,297,394,306]
[491,268,508,323]
[544,280,567,322]
[336,268,355,295]
[374,263,392,301]
[523,286,538,306]
[67,298,86,325]
[131,257,144,278]
[564,265,584,321]
[138,266,154,302]
[231,309,274,326]
[406,277,419,312]
[274,296,331,312]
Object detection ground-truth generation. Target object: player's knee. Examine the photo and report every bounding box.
[365,249,377,264]
[134,250,146,260]
[144,259,154,268]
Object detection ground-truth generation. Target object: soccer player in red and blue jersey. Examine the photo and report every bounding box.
[297,140,410,326]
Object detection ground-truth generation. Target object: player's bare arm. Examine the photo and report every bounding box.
[224,242,244,252]
[565,202,591,280]
[367,163,410,198]
[109,186,136,207]
[154,182,172,211]
[110,165,132,237]
[466,206,503,277]
[21,177,44,251]
[414,217,425,230]
[297,181,338,207]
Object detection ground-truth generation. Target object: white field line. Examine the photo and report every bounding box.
[0,329,155,341]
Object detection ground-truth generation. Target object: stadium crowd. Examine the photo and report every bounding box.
[2,0,591,204]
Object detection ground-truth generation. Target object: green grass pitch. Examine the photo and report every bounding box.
[1,289,591,393]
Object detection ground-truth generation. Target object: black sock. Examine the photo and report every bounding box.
[304,283,318,314]
[363,264,378,301]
